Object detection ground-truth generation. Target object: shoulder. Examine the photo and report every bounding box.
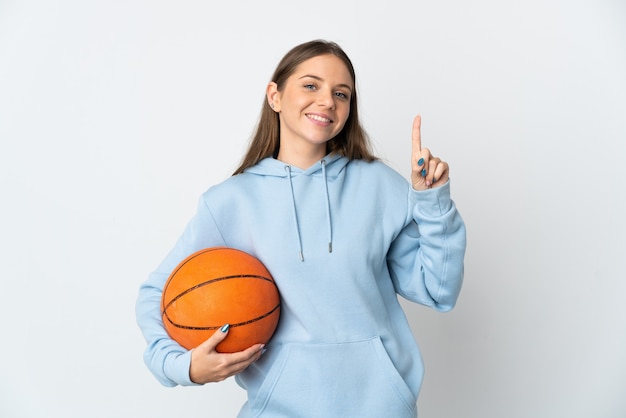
[198,174,249,202]
[347,159,409,187]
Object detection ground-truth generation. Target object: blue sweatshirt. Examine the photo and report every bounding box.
[136,153,466,417]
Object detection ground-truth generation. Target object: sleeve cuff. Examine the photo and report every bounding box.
[163,350,202,387]
[410,180,453,217]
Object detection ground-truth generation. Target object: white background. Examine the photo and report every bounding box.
[1,0,625,417]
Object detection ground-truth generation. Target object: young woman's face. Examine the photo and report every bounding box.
[269,54,353,157]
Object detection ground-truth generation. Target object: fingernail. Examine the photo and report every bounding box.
[260,348,267,356]
[421,169,427,177]
[417,158,424,166]
[432,177,437,183]
[220,324,230,333]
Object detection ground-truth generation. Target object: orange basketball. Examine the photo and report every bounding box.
[161,247,280,353]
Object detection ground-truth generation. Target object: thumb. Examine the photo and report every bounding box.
[196,324,230,353]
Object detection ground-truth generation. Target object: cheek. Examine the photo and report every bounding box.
[337,107,351,129]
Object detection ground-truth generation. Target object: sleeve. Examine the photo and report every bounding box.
[387,180,466,312]
[135,194,226,387]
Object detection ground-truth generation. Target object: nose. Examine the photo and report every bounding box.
[317,88,335,109]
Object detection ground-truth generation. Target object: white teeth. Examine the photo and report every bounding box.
[307,114,331,123]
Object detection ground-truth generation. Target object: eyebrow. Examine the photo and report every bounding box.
[298,74,353,92]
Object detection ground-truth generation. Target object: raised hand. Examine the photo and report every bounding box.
[411,115,449,191]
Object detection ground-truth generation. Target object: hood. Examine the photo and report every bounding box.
[244,152,348,178]
[244,153,349,262]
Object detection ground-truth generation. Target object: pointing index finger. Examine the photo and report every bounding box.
[412,115,422,153]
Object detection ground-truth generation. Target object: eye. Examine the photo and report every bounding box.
[304,84,317,90]
[335,91,349,100]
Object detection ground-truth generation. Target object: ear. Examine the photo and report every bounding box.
[266,82,281,112]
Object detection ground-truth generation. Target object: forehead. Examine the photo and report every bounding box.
[291,54,353,87]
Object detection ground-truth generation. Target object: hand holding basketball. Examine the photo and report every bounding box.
[161,247,281,353]
[411,115,449,191]
[190,326,265,384]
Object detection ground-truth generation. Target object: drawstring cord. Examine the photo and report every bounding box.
[320,159,333,253]
[284,159,334,262]
[285,165,305,262]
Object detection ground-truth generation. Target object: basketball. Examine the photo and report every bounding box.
[161,247,280,353]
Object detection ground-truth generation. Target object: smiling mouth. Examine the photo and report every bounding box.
[306,114,333,123]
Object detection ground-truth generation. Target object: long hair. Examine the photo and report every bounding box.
[233,40,377,175]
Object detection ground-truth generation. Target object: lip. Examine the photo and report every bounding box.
[306,113,333,125]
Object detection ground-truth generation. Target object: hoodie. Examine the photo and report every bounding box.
[136,154,466,418]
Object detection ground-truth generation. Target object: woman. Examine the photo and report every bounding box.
[136,39,466,417]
